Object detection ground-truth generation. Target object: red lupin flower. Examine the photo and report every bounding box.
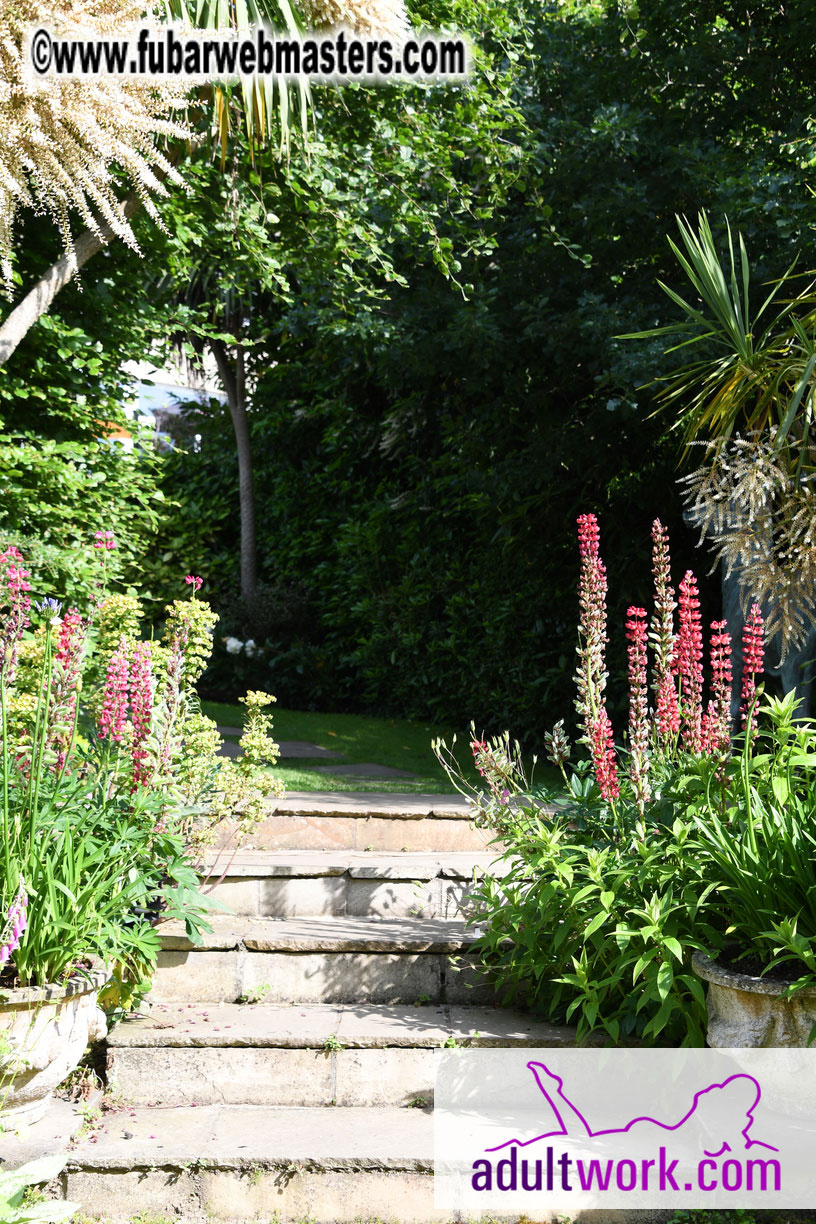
[676,571,705,753]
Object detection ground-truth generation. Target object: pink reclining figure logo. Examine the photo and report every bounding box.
[486,1061,779,1159]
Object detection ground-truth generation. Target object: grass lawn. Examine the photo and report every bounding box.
[200,700,482,793]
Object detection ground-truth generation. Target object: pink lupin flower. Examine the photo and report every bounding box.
[626,606,651,808]
[649,520,676,691]
[129,641,154,788]
[184,575,203,593]
[676,571,705,753]
[740,603,765,729]
[49,607,87,771]
[93,530,116,551]
[98,638,130,743]
[575,514,609,734]
[655,669,681,739]
[706,620,733,753]
[0,546,31,685]
[589,709,620,801]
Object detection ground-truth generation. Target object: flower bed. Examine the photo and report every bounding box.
[0,540,285,1110]
[437,515,816,1046]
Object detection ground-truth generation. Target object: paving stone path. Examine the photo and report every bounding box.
[216,726,416,778]
[13,791,582,1222]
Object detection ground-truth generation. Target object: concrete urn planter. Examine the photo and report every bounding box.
[693,951,816,1048]
[0,967,108,1124]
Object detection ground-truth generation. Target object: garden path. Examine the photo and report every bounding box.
[57,792,581,1220]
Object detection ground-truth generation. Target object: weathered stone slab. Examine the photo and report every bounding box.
[345,879,442,919]
[335,1047,433,1106]
[67,1104,433,1170]
[200,1168,443,1223]
[258,876,348,918]
[241,951,444,1005]
[233,813,494,852]
[239,917,475,954]
[268,791,472,818]
[152,951,243,1003]
[157,916,476,954]
[107,1045,435,1108]
[446,1006,581,1046]
[107,1046,335,1106]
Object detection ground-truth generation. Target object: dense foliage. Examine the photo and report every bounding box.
[157,0,816,733]
[5,0,816,735]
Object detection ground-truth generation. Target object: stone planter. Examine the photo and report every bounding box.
[693,951,816,1047]
[0,967,108,1124]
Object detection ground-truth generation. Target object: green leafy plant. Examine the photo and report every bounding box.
[675,690,816,991]
[0,1156,79,1223]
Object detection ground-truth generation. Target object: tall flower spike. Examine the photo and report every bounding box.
[649,520,676,694]
[676,571,705,753]
[130,641,154,789]
[740,603,765,729]
[0,546,31,686]
[707,620,733,753]
[98,637,130,743]
[575,514,609,738]
[590,709,620,802]
[626,607,651,809]
[48,608,87,771]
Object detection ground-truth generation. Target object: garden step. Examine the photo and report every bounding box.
[106,1001,580,1107]
[62,1104,445,1223]
[233,791,494,853]
[200,850,500,918]
[152,916,492,1005]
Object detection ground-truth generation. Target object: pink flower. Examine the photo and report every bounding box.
[99,638,130,743]
[706,620,732,753]
[93,531,116,551]
[130,642,153,788]
[676,571,705,753]
[184,575,203,592]
[49,608,87,771]
[649,519,676,695]
[740,603,765,729]
[626,606,651,807]
[0,546,31,685]
[575,514,609,734]
[656,670,681,738]
[589,709,619,801]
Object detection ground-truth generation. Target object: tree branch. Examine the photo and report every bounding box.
[0,193,143,368]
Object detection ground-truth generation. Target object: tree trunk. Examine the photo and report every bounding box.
[210,337,257,602]
[0,194,142,368]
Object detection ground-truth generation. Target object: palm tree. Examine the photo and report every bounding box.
[626,212,816,696]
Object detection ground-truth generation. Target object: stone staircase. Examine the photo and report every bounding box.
[56,792,578,1222]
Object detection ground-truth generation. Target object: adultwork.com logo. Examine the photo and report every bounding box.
[472,1061,780,1195]
[434,1049,816,1212]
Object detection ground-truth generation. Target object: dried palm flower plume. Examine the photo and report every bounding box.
[680,432,816,659]
[298,0,410,42]
[0,0,189,290]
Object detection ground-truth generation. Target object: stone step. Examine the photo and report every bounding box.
[106,1002,579,1107]
[200,850,499,919]
[61,1104,445,1223]
[153,917,492,1005]
[235,791,493,853]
